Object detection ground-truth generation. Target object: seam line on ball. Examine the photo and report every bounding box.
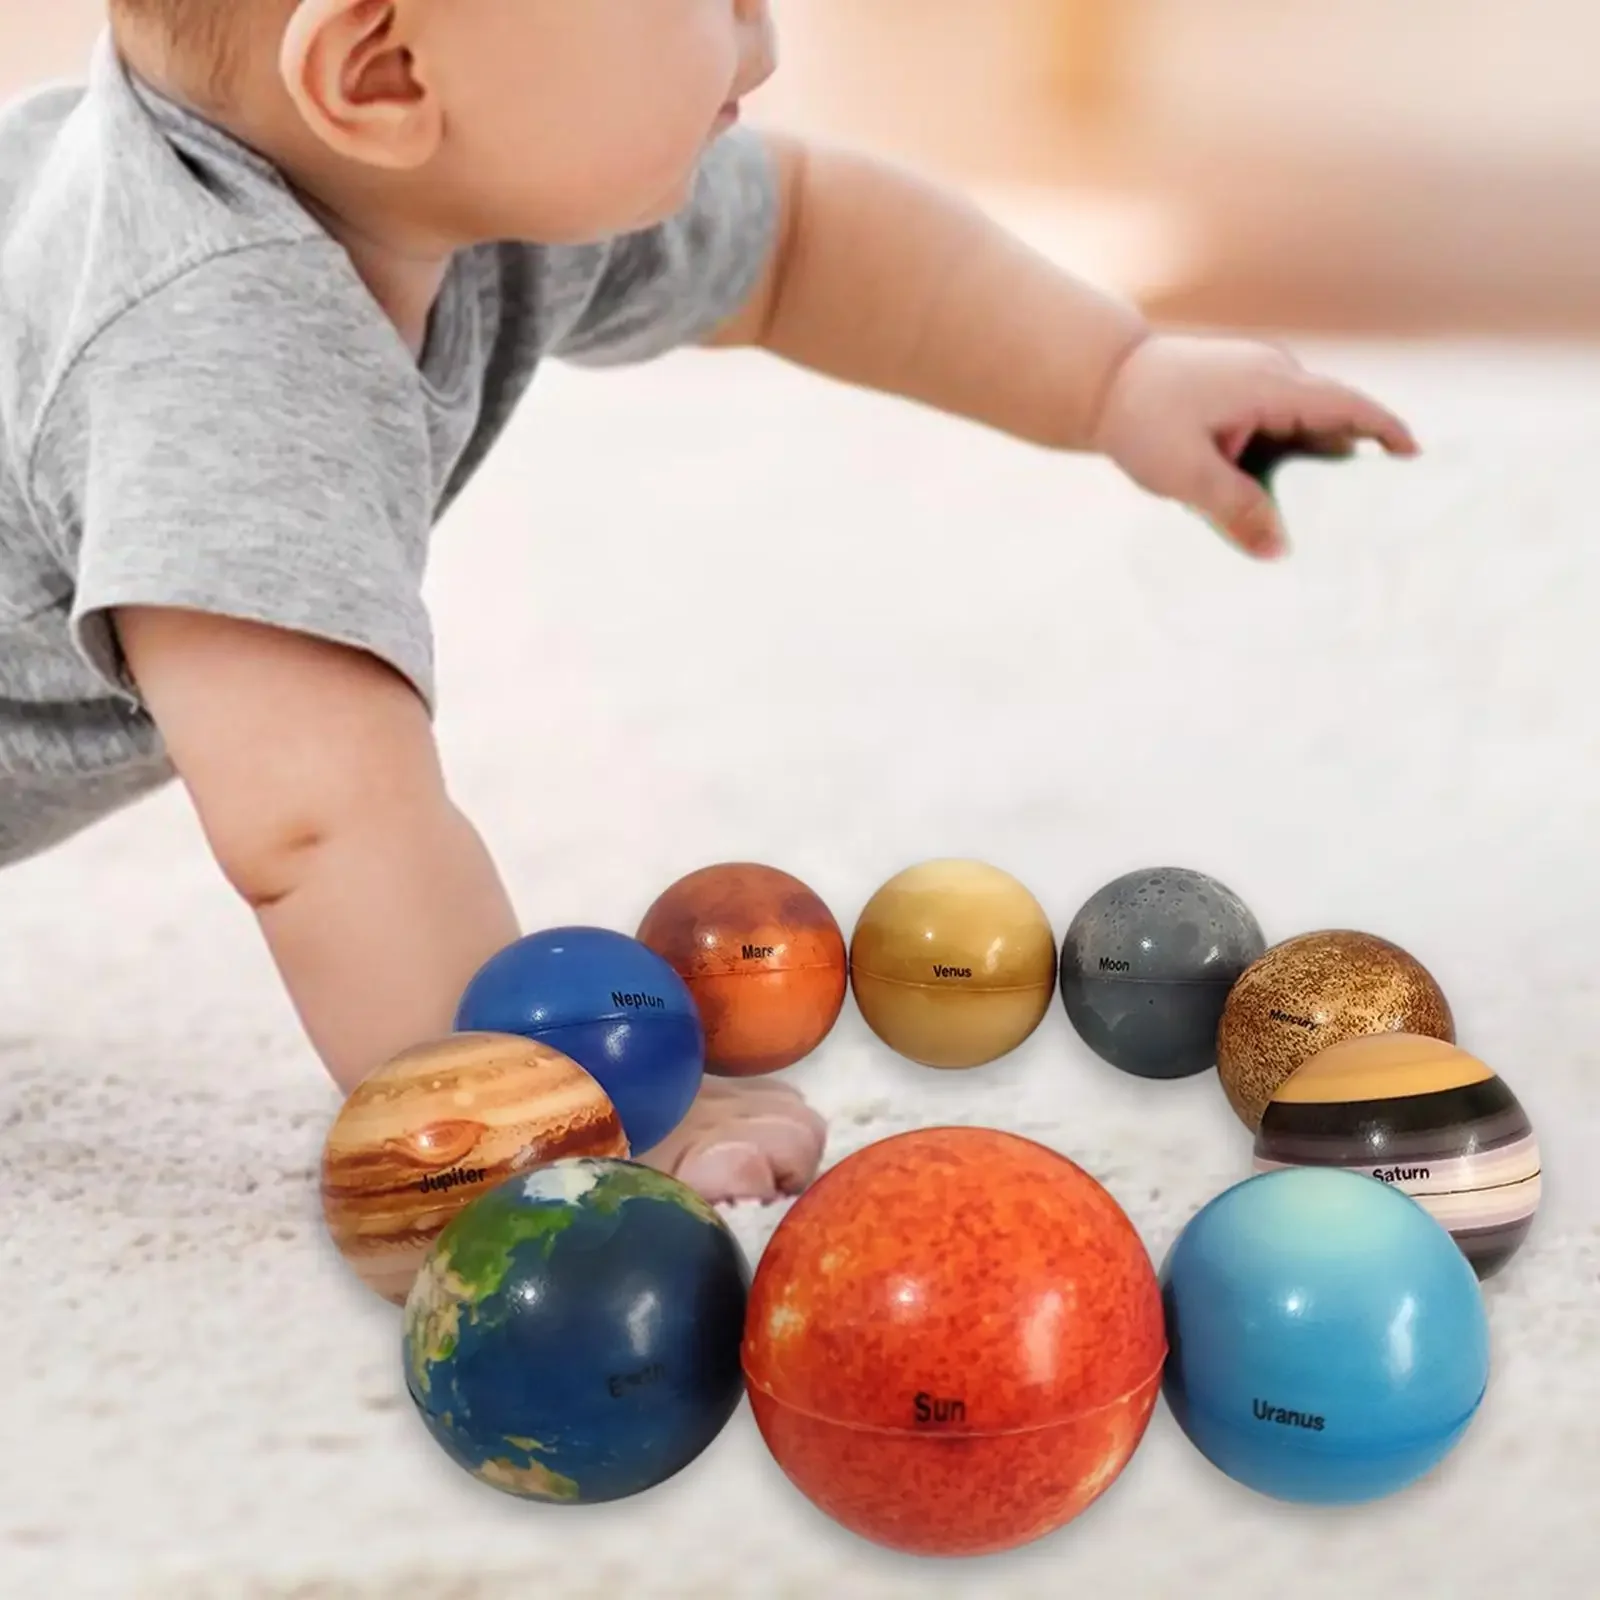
[740,1359,1166,1437]
[850,973,1056,995]
[688,962,843,975]
[1062,974,1246,987]
[524,1009,695,1028]
[1178,1391,1489,1455]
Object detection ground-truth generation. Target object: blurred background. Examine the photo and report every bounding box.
[5,0,1598,337]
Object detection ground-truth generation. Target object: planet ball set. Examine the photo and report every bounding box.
[316,855,1542,1558]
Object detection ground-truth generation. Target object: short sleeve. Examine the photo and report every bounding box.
[551,125,779,366]
[35,242,439,708]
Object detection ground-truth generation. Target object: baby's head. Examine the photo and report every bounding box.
[110,0,777,244]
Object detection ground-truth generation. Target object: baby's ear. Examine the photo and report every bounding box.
[279,0,442,169]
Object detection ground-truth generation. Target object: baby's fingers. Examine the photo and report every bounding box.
[1181,445,1288,560]
[1278,377,1420,456]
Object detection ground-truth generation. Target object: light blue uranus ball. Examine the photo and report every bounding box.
[1159,1167,1490,1505]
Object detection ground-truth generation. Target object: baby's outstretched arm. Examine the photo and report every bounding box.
[711,135,1147,456]
[714,135,1417,556]
[116,606,519,1094]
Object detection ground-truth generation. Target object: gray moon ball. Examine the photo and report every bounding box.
[1059,867,1267,1080]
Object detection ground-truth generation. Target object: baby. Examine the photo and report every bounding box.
[0,0,1415,1204]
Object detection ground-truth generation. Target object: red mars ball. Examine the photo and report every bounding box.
[636,862,847,1077]
[742,1126,1166,1557]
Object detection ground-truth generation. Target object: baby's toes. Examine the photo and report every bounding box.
[674,1140,779,1204]
[674,1113,826,1204]
[735,1112,827,1194]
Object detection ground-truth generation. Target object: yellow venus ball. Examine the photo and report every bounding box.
[849,859,1057,1070]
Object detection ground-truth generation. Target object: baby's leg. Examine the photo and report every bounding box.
[638,1077,828,1204]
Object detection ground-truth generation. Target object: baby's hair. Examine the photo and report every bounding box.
[110,0,239,50]
[109,0,262,100]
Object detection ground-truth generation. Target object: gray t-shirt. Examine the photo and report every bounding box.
[0,36,775,868]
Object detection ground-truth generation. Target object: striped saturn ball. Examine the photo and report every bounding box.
[1252,1032,1541,1279]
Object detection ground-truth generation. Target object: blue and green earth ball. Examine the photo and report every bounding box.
[403,1157,751,1504]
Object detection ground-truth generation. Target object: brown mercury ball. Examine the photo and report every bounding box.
[1216,929,1455,1130]
[636,862,848,1077]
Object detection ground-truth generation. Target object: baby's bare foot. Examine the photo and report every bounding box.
[638,1077,827,1204]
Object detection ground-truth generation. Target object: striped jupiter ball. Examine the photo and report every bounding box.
[1216,930,1454,1130]
[321,1033,628,1303]
[1253,1033,1541,1278]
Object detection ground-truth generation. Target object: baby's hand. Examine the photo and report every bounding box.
[1091,333,1420,558]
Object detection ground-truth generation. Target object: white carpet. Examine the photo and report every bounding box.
[3,329,1598,1599]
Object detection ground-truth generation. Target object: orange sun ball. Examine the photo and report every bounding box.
[742,1126,1166,1557]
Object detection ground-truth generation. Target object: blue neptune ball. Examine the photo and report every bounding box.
[455,927,704,1153]
[403,1159,750,1504]
[1160,1167,1490,1505]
